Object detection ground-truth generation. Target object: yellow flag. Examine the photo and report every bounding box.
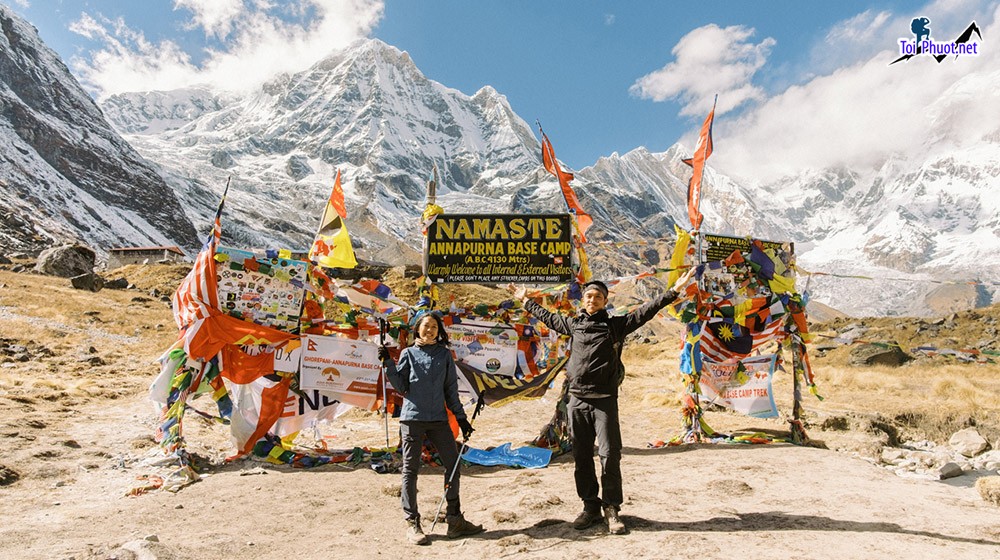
[310,216,358,269]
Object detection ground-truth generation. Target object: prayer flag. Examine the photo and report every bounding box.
[541,131,593,241]
[172,182,228,333]
[681,97,716,230]
[309,169,358,269]
[699,317,783,362]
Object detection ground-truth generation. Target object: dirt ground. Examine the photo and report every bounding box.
[1,268,999,559]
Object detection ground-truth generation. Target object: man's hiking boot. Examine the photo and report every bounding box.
[604,506,627,535]
[572,508,603,530]
[406,519,429,545]
[446,514,485,539]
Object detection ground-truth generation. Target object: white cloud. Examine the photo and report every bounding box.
[604,14,615,26]
[174,0,245,39]
[826,9,892,44]
[711,0,999,183]
[70,0,384,99]
[630,24,776,117]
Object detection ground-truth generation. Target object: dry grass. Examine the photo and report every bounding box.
[978,476,1000,507]
[3,266,999,454]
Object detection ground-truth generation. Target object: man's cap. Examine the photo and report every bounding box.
[581,280,609,298]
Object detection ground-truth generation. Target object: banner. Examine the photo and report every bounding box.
[699,234,795,298]
[699,354,778,418]
[275,388,354,440]
[456,358,566,407]
[215,246,307,333]
[448,320,519,377]
[299,335,382,409]
[424,214,574,283]
[240,341,302,374]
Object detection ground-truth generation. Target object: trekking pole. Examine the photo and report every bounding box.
[429,398,484,532]
[379,318,390,449]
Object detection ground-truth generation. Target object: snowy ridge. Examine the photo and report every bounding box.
[0,6,198,254]
[101,38,1000,315]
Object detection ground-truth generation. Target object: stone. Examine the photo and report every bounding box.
[113,539,178,560]
[880,448,905,464]
[971,450,1000,471]
[848,342,912,367]
[70,272,105,292]
[0,464,20,486]
[949,427,989,458]
[34,244,96,277]
[0,255,11,265]
[937,462,964,479]
[105,277,129,289]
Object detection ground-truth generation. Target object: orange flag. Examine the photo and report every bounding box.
[541,131,593,241]
[682,97,716,231]
[329,168,347,219]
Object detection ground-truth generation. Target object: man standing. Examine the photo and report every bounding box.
[509,269,694,534]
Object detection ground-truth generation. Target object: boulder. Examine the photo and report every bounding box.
[70,272,105,292]
[938,462,964,480]
[105,277,129,290]
[849,342,911,367]
[949,427,989,458]
[0,464,19,486]
[0,255,11,265]
[34,244,96,277]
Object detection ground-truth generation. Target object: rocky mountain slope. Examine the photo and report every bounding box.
[0,6,199,255]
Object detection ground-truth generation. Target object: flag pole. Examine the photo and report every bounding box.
[379,317,390,449]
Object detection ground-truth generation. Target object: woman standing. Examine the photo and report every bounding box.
[379,311,484,545]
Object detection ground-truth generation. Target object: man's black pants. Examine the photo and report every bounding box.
[568,395,622,512]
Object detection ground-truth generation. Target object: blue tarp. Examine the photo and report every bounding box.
[462,443,552,469]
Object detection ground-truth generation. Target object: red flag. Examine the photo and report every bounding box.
[541,132,593,241]
[329,168,347,219]
[172,183,228,332]
[682,97,716,230]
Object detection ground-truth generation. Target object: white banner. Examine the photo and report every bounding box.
[700,354,778,418]
[299,335,382,410]
[447,320,519,377]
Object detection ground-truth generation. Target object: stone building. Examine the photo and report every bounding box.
[107,246,186,268]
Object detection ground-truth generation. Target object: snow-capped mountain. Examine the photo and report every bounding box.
[0,6,198,255]
[3,5,995,316]
[98,39,797,265]
[98,38,1000,316]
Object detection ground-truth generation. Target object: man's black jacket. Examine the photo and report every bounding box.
[524,290,680,399]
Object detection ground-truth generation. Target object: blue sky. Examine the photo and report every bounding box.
[9,0,998,181]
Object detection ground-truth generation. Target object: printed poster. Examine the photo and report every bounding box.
[299,334,382,410]
[447,320,519,377]
[698,234,795,298]
[700,354,779,418]
[215,245,307,333]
